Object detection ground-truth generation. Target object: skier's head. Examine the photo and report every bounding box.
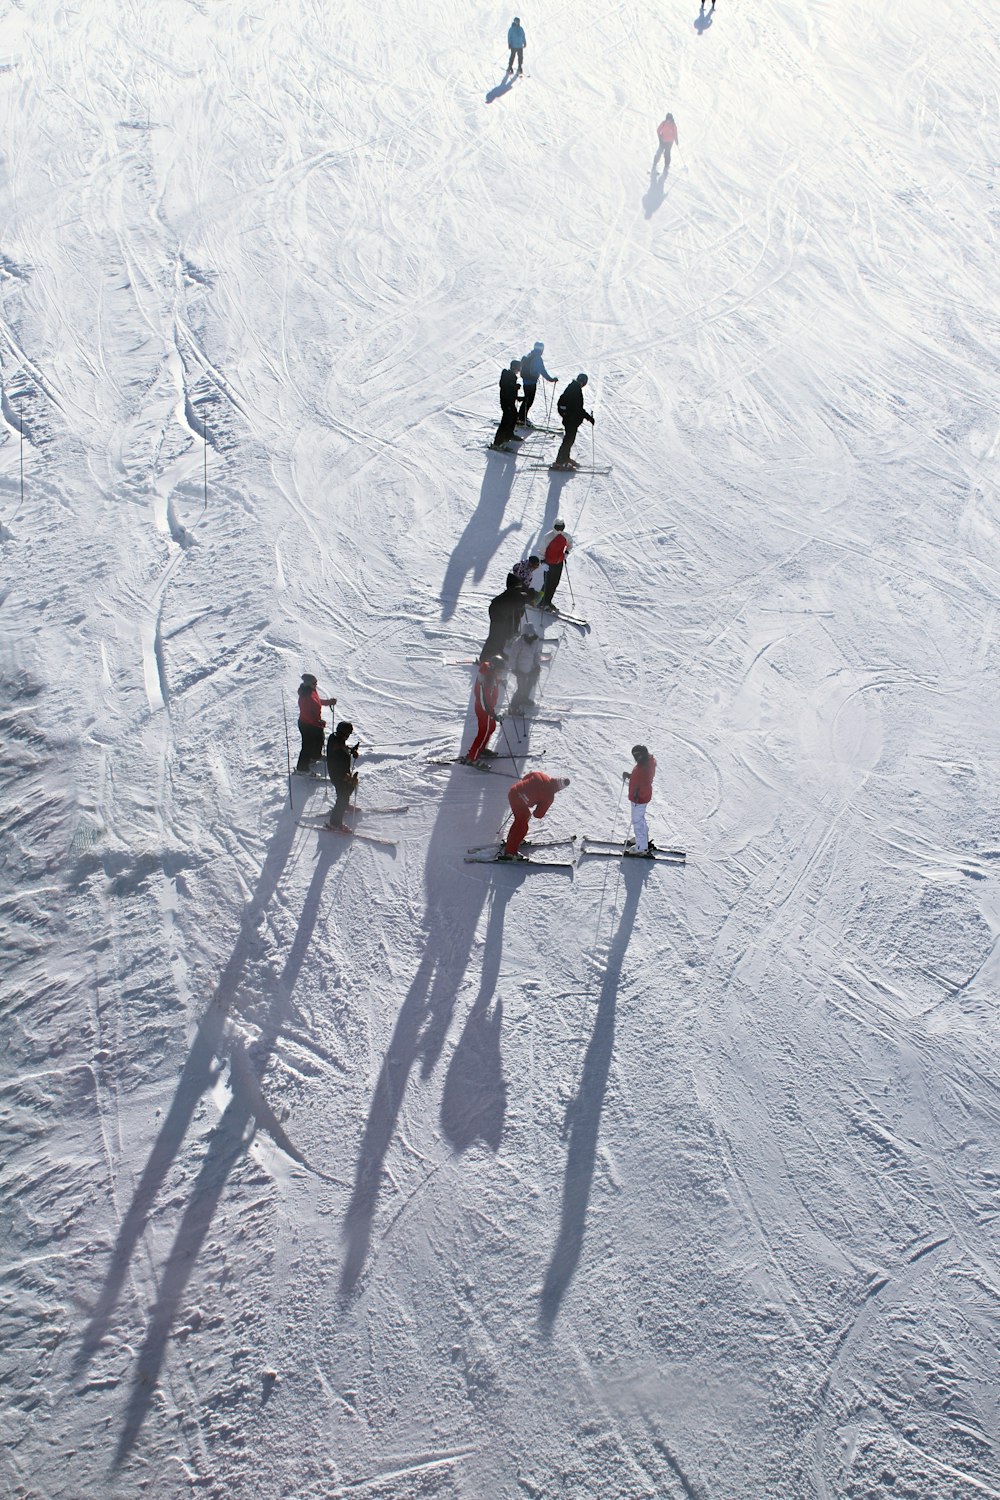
[513,16,520,23]
[553,519,565,532]
[489,654,506,671]
[631,743,650,763]
[511,359,522,371]
[666,112,674,121]
[577,372,588,386]
[522,626,538,641]
[300,673,318,689]
[528,554,540,567]
[335,721,354,739]
[557,777,571,790]
[534,341,544,351]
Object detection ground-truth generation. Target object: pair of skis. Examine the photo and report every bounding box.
[464,835,686,870]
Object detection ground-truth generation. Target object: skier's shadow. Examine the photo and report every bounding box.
[340,775,506,1299]
[643,163,669,219]
[486,74,516,104]
[74,809,345,1465]
[440,452,522,622]
[538,861,651,1329]
[439,877,518,1151]
[695,6,713,32]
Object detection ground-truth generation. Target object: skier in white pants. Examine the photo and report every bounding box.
[622,744,657,856]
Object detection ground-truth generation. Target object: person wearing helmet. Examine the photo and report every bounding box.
[295,673,336,772]
[500,772,570,859]
[622,744,658,855]
[517,341,557,428]
[551,373,594,471]
[508,625,545,713]
[538,519,572,610]
[506,16,526,76]
[491,358,523,451]
[462,656,506,765]
[325,721,360,829]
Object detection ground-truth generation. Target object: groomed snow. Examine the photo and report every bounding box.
[2,0,999,1495]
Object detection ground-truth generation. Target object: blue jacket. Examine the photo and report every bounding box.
[520,348,552,384]
[508,22,526,48]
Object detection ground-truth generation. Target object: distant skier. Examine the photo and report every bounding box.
[517,341,557,427]
[653,112,678,170]
[491,359,522,451]
[551,373,594,471]
[538,520,572,610]
[462,656,505,764]
[622,743,657,855]
[480,573,530,660]
[508,625,544,713]
[325,721,360,828]
[296,673,336,773]
[506,16,526,75]
[501,771,570,859]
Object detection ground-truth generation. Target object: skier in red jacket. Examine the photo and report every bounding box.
[462,656,505,764]
[296,673,337,772]
[653,112,678,170]
[502,770,570,858]
[622,743,657,855]
[538,520,572,610]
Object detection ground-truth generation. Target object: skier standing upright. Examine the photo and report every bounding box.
[506,16,526,74]
[517,341,557,427]
[502,771,570,858]
[463,656,506,764]
[296,673,336,773]
[552,373,594,471]
[653,112,678,169]
[491,359,522,451]
[538,520,572,610]
[622,743,657,855]
[325,721,360,829]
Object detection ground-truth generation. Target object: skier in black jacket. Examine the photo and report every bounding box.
[491,359,522,450]
[480,574,530,661]
[325,721,360,829]
[551,373,594,470]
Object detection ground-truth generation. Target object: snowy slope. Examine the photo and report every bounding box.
[2,0,999,1495]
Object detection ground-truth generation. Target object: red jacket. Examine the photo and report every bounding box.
[544,532,571,565]
[298,687,326,728]
[510,770,561,817]
[474,663,501,717]
[657,118,678,145]
[628,755,656,804]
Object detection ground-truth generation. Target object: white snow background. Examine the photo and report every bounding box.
[1,0,999,1495]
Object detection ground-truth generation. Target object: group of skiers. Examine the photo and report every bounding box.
[295,674,359,830]
[491,347,594,473]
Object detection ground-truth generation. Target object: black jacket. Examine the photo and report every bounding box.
[326,739,357,788]
[557,379,592,427]
[499,368,520,409]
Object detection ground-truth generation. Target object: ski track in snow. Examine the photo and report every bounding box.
[1,0,999,1495]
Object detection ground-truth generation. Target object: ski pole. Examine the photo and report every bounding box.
[564,557,576,608]
[282,695,293,809]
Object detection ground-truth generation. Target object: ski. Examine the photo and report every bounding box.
[516,423,561,436]
[356,804,411,817]
[525,464,613,476]
[465,853,572,870]
[425,758,519,778]
[297,821,397,850]
[529,607,591,631]
[466,835,577,855]
[579,837,686,864]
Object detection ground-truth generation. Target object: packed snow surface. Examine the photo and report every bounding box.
[2,0,999,1495]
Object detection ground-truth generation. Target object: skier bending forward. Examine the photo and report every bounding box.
[502,770,570,858]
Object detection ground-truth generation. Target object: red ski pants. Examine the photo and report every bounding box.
[504,791,533,855]
[466,705,496,762]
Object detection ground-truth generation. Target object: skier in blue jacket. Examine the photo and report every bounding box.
[517,341,557,427]
[507,17,526,75]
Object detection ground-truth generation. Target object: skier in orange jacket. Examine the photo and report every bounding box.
[502,770,570,858]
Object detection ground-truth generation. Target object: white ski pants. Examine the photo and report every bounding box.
[630,801,649,852]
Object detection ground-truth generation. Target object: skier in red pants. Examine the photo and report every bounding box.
[502,770,570,858]
[462,656,505,764]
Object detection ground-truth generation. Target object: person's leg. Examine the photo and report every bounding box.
[466,706,494,762]
[328,780,353,827]
[298,722,323,771]
[507,48,516,71]
[519,383,537,424]
[629,802,649,852]
[553,428,572,466]
[516,46,524,73]
[539,562,562,608]
[503,797,531,855]
[564,421,581,463]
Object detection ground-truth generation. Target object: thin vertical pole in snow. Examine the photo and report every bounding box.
[19,400,24,513]
[282,695,294,809]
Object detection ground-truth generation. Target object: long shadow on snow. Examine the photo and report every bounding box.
[439,452,522,621]
[72,804,342,1463]
[539,861,650,1329]
[643,161,670,219]
[340,773,526,1298]
[439,876,519,1151]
